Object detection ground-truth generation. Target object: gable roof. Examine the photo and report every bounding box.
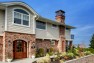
[0,1,38,15]
[0,1,75,29]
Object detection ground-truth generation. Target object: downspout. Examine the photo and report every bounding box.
[33,14,39,34]
[3,5,8,62]
[5,6,8,31]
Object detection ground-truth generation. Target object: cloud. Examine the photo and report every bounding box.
[72,25,94,46]
[78,25,94,31]
[72,25,94,35]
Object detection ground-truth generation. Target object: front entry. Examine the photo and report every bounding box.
[13,40,27,59]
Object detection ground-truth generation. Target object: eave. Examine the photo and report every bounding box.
[37,16,76,29]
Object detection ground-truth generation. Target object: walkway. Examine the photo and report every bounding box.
[0,58,37,63]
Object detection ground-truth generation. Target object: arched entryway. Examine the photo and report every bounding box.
[13,40,27,59]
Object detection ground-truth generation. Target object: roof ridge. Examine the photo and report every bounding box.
[0,1,25,3]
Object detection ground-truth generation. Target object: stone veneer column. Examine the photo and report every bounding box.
[58,26,66,52]
[3,32,35,62]
[0,36,3,61]
[55,10,66,52]
[69,41,72,50]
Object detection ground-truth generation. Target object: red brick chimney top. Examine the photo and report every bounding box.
[55,10,65,24]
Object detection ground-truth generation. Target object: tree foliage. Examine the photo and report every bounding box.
[89,34,94,49]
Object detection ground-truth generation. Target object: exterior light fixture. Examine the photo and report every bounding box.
[31,42,35,49]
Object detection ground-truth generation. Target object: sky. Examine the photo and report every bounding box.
[0,0,94,47]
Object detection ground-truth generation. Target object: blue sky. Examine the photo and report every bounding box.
[1,0,94,47]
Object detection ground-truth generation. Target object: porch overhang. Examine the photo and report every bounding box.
[66,39,73,41]
[36,38,59,41]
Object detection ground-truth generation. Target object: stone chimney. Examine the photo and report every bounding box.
[55,10,65,24]
[55,10,66,52]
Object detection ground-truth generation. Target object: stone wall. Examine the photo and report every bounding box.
[36,39,59,53]
[65,55,94,63]
[0,36,3,61]
[3,31,35,61]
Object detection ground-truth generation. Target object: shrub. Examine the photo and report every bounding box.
[46,53,50,57]
[84,48,94,54]
[43,56,51,63]
[54,55,60,61]
[61,52,66,57]
[48,52,53,56]
[37,58,44,63]
[60,60,64,63]
[84,51,92,55]
[67,52,74,58]
[49,47,54,52]
[47,47,54,56]
[36,48,45,57]
[73,48,79,56]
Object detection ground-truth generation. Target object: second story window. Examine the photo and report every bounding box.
[66,28,70,30]
[14,9,29,26]
[52,24,57,28]
[36,21,46,29]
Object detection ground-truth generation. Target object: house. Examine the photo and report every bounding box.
[0,1,75,62]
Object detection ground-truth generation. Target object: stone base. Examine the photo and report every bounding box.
[3,31,36,62]
[36,39,59,53]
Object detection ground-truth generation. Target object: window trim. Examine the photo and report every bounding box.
[12,8,30,27]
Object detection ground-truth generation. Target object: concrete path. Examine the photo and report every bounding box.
[0,56,54,63]
[0,58,38,63]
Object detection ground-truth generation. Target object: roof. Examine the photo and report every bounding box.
[0,1,39,15]
[0,1,75,29]
[37,16,75,29]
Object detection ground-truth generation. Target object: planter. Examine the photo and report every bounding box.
[7,58,12,62]
[32,55,35,59]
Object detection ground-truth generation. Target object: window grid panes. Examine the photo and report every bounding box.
[36,21,46,29]
[14,9,29,26]
[16,41,23,52]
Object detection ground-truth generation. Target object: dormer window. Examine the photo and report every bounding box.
[14,9,30,26]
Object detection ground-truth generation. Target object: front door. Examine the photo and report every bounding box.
[13,40,27,59]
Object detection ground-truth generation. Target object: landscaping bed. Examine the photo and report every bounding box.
[32,47,94,63]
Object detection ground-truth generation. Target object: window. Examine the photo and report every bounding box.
[66,28,70,30]
[14,12,21,24]
[51,40,55,45]
[52,24,57,28]
[71,34,74,39]
[14,9,29,26]
[36,21,46,29]
[16,40,23,52]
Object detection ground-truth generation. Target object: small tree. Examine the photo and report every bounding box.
[89,34,94,49]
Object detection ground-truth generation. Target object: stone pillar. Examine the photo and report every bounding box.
[66,41,68,52]
[55,10,66,52]
[58,26,66,52]
[0,36,3,61]
[69,41,72,50]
